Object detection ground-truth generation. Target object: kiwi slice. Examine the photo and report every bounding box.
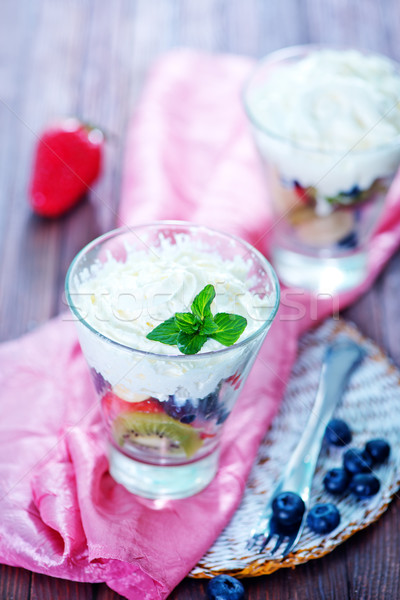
[113,412,203,458]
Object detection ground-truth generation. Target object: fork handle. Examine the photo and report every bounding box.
[280,339,365,502]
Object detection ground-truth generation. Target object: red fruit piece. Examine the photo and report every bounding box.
[200,432,216,440]
[101,391,127,421]
[226,371,242,390]
[29,118,103,217]
[293,181,309,204]
[101,392,164,422]
[130,398,165,414]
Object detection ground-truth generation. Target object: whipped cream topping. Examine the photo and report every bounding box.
[74,234,274,354]
[246,49,400,198]
[73,234,276,400]
[249,49,400,152]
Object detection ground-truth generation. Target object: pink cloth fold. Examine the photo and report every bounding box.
[1,50,400,599]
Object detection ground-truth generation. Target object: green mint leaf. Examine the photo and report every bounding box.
[200,315,219,336]
[175,312,199,334]
[146,317,180,345]
[191,284,215,320]
[177,331,208,355]
[210,313,247,347]
[145,284,248,354]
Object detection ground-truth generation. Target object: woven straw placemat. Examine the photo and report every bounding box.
[190,318,400,578]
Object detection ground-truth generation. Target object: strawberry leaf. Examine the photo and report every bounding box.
[146,317,180,345]
[191,284,215,320]
[210,313,247,346]
[177,331,208,355]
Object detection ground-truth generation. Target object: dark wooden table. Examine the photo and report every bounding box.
[1,1,400,598]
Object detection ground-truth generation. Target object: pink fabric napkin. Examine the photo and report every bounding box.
[1,50,400,600]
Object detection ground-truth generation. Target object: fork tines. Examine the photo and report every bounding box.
[247,516,301,558]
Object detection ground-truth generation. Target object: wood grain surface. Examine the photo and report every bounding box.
[1,1,400,598]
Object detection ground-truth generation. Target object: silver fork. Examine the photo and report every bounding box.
[247,338,365,558]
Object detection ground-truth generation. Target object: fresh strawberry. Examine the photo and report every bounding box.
[29,118,103,217]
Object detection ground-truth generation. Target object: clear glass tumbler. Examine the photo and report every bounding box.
[243,45,400,293]
[65,222,280,499]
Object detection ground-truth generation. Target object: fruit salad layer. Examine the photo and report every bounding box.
[74,234,275,462]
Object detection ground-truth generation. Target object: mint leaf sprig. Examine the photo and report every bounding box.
[146,284,247,355]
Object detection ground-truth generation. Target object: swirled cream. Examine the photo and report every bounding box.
[250,49,400,152]
[73,234,275,399]
[246,48,400,198]
[76,235,271,352]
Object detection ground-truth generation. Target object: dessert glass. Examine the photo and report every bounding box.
[243,45,400,293]
[65,222,280,499]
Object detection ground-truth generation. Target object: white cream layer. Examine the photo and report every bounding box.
[248,49,400,197]
[76,235,272,353]
[251,49,400,151]
[73,234,275,400]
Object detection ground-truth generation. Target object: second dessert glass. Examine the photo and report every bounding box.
[65,222,280,499]
[243,45,400,293]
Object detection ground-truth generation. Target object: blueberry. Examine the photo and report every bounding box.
[343,185,361,197]
[325,419,352,446]
[180,414,196,424]
[323,468,351,495]
[90,368,111,395]
[199,391,220,420]
[206,574,245,600]
[216,407,230,425]
[272,491,305,527]
[349,473,381,499]
[365,439,391,464]
[164,396,196,423]
[337,231,358,249]
[343,448,373,475]
[307,503,340,534]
